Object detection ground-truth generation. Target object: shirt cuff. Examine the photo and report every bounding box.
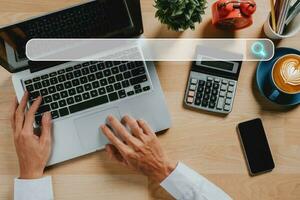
[14,176,54,200]
[160,162,232,200]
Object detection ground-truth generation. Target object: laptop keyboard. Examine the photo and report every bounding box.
[23,61,151,126]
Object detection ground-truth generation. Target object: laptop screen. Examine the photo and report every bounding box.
[0,0,142,73]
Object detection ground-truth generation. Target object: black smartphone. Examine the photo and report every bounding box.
[237,118,275,176]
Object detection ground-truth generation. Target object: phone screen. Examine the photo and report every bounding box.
[238,118,275,175]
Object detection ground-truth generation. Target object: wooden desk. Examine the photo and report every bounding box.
[0,1,299,199]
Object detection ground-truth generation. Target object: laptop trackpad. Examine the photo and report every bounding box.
[74,107,121,151]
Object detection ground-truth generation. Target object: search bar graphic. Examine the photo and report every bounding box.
[26,38,274,62]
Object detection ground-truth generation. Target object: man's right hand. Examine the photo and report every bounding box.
[101,115,177,183]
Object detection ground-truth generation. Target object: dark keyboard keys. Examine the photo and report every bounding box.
[83,92,90,100]
[59,100,67,107]
[51,110,59,119]
[24,80,32,85]
[118,90,126,98]
[26,85,34,92]
[100,79,108,86]
[50,77,58,85]
[52,93,60,101]
[96,71,103,79]
[143,86,151,91]
[69,95,109,114]
[90,90,98,97]
[92,81,100,89]
[56,83,64,91]
[59,108,69,117]
[84,83,92,91]
[68,88,76,96]
[74,95,82,102]
[34,82,42,90]
[88,74,96,82]
[76,86,84,93]
[72,79,80,87]
[37,104,50,115]
[50,102,59,110]
[60,91,68,98]
[106,85,114,93]
[67,97,75,105]
[41,80,50,87]
[80,76,88,84]
[29,91,40,100]
[131,67,145,76]
[40,89,48,96]
[108,92,118,101]
[44,96,52,103]
[98,88,106,95]
[130,75,147,85]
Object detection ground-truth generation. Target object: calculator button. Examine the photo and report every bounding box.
[187,97,194,104]
[191,79,197,84]
[206,82,212,87]
[222,79,228,84]
[213,83,219,89]
[209,101,216,108]
[201,100,208,107]
[195,98,201,106]
[196,92,202,99]
[229,81,235,86]
[214,78,220,83]
[197,86,204,92]
[205,87,211,94]
[228,86,234,92]
[224,104,231,111]
[227,92,233,99]
[212,89,218,95]
[198,80,205,86]
[190,85,196,91]
[207,77,213,82]
[219,91,226,97]
[220,85,227,91]
[225,98,231,105]
[211,95,217,102]
[203,93,209,100]
[217,97,225,110]
[188,91,195,97]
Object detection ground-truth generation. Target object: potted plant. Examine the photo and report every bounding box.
[154,0,207,31]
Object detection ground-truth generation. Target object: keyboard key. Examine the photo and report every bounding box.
[201,100,208,107]
[213,83,219,89]
[96,71,103,79]
[196,92,202,99]
[88,74,96,82]
[89,65,97,73]
[209,101,216,108]
[205,87,211,94]
[124,71,131,79]
[119,64,127,72]
[68,88,76,96]
[41,80,50,87]
[199,80,205,86]
[131,67,145,76]
[83,92,90,100]
[29,91,40,100]
[50,72,57,77]
[143,86,150,91]
[211,95,217,102]
[40,89,48,96]
[108,76,116,84]
[226,92,233,99]
[56,83,64,91]
[108,92,118,101]
[58,75,66,82]
[26,85,34,92]
[59,100,67,107]
[82,62,90,67]
[67,97,75,105]
[60,91,68,98]
[76,86,84,93]
[135,89,142,94]
[74,95,82,102]
[88,89,97,97]
[114,83,122,90]
[24,79,32,85]
[203,93,209,100]
[82,68,89,75]
[34,82,42,90]
[59,107,69,117]
[98,88,106,95]
[50,77,58,85]
[52,93,60,101]
[206,82,212,87]
[72,79,80,87]
[219,91,226,97]
[220,85,227,91]
[121,80,130,88]
[130,75,147,85]
[33,77,41,82]
[84,83,92,91]
[197,86,204,92]
[97,62,105,70]
[92,81,100,89]
[41,74,49,79]
[190,85,196,91]
[225,98,231,105]
[111,67,119,74]
[116,74,123,81]
[58,69,65,74]
[104,69,111,77]
[69,95,109,114]
[105,61,113,68]
[127,91,134,96]
[64,81,72,89]
[212,89,218,95]
[37,104,50,114]
[51,110,59,119]
[66,72,74,80]
[44,96,52,103]
[74,70,82,77]
[118,90,126,98]
[127,62,135,69]
[100,79,108,86]
[50,102,59,110]
[106,85,114,93]
[74,64,81,69]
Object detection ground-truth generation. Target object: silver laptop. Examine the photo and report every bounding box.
[0,0,171,166]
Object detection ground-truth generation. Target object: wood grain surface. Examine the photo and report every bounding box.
[0,0,299,199]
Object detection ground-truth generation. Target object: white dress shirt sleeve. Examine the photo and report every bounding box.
[14,176,54,200]
[160,162,232,200]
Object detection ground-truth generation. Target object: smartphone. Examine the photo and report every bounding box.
[237,118,275,176]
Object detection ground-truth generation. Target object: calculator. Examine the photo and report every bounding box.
[184,59,242,114]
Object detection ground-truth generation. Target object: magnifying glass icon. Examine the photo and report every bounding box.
[251,41,267,58]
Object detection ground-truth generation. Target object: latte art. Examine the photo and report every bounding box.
[280,59,300,86]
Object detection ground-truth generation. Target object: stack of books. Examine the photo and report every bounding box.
[269,0,300,34]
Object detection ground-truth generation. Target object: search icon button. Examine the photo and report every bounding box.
[251,41,267,58]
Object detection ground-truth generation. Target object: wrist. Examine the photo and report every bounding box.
[19,167,44,179]
[155,161,177,183]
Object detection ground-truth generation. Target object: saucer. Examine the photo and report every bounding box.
[256,47,300,106]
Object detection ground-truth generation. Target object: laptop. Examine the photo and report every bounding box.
[0,0,171,166]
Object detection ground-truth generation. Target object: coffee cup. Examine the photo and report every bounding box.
[263,54,300,105]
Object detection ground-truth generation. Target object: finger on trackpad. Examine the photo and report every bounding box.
[74,107,121,151]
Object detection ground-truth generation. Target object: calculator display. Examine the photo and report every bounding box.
[201,61,234,71]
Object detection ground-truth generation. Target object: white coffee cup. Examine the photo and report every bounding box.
[263,13,300,40]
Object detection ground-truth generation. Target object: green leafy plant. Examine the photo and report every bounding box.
[154,0,207,31]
